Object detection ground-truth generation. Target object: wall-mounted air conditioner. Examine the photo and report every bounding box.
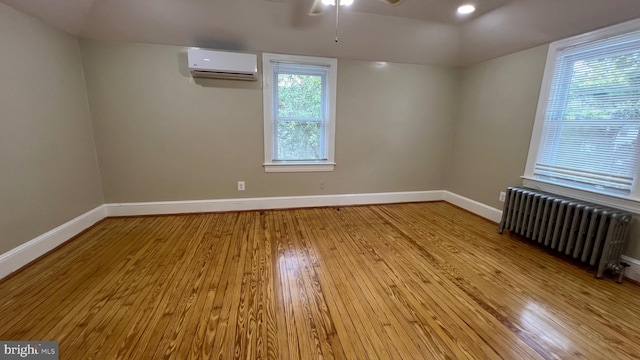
[187,48,258,81]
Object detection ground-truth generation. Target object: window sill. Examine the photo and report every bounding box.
[264,163,336,173]
[521,176,640,214]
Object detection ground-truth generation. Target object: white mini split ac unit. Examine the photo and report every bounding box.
[187,48,258,81]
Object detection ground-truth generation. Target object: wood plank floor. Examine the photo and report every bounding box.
[2,202,640,359]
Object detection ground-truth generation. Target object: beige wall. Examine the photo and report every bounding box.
[628,222,640,259]
[0,4,103,254]
[80,40,457,203]
[446,45,548,209]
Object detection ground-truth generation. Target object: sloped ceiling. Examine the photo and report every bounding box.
[2,0,640,66]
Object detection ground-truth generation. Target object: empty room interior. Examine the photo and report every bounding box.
[3,0,640,358]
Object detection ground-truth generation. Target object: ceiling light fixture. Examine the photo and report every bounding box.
[322,0,354,6]
[457,4,476,15]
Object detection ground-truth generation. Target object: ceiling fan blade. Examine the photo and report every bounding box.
[309,0,325,16]
[381,0,403,4]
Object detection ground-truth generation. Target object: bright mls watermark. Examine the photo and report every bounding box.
[1,341,58,359]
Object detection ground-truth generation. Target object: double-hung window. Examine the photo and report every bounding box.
[525,20,640,203]
[262,53,337,172]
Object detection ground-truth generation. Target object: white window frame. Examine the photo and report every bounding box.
[262,53,337,173]
[524,19,640,213]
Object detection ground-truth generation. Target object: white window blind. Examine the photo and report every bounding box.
[535,29,640,194]
[271,62,329,162]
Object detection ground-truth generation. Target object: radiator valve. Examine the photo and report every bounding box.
[609,262,631,283]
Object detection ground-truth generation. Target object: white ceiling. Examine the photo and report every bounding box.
[3,0,640,66]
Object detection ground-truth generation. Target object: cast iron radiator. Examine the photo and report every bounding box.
[498,187,632,281]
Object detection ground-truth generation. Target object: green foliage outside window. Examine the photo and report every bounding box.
[563,52,640,121]
[275,73,324,160]
[549,51,640,181]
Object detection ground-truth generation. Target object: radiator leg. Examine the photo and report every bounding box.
[617,262,630,284]
[498,222,505,234]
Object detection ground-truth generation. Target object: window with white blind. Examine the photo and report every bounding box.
[262,53,337,173]
[525,20,640,202]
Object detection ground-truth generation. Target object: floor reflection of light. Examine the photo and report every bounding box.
[280,253,301,272]
[520,302,572,350]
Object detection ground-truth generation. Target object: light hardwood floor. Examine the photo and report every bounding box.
[1,202,640,359]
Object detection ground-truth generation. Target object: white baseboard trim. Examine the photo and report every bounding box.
[5,191,637,284]
[0,205,106,280]
[0,191,443,280]
[105,190,446,217]
[443,191,503,223]
[621,255,640,283]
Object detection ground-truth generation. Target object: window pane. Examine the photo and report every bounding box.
[275,121,323,161]
[277,73,323,119]
[262,54,337,170]
[536,121,640,190]
[558,53,640,121]
[535,34,640,193]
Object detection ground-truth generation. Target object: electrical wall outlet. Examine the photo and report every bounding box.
[237,181,245,191]
[499,191,506,202]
